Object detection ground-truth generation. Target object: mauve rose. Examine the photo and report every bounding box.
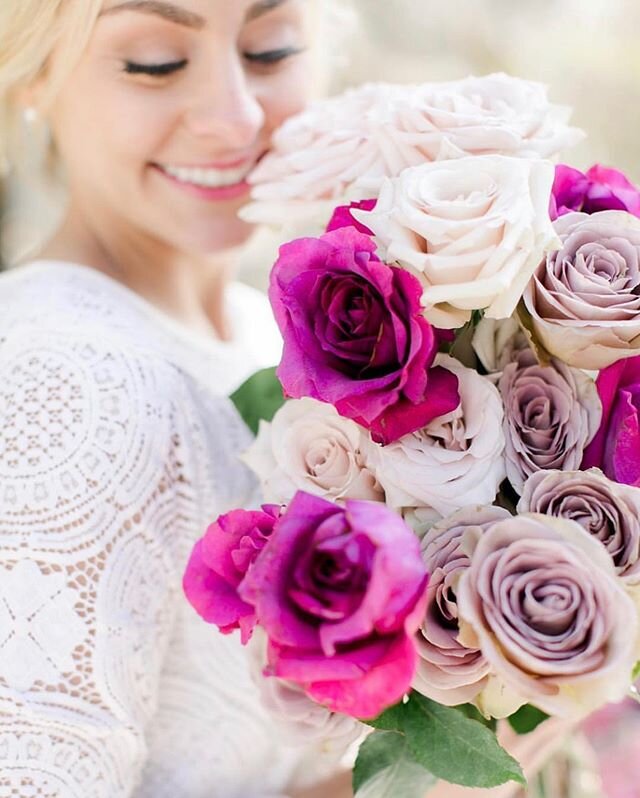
[456,513,638,718]
[356,155,558,329]
[498,349,601,494]
[518,469,640,583]
[413,505,511,706]
[551,164,640,220]
[240,491,429,719]
[583,355,640,487]
[522,210,640,369]
[183,506,279,644]
[269,226,459,445]
[241,398,383,505]
[369,355,506,518]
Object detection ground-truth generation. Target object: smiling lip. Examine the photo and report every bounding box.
[151,154,266,202]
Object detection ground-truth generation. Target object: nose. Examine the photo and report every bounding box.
[184,52,265,150]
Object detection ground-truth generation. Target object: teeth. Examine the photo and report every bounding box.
[161,163,252,188]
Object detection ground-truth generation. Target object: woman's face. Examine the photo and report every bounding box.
[47,0,315,254]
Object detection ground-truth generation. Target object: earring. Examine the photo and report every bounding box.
[23,107,38,124]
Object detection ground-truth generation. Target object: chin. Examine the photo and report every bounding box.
[181,217,256,255]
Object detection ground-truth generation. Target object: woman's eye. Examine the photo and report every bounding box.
[243,47,303,66]
[123,59,188,77]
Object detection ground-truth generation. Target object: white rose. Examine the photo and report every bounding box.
[356,155,558,328]
[472,316,530,374]
[241,398,383,505]
[369,355,506,518]
[398,73,584,161]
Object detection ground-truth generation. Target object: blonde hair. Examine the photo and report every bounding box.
[0,0,103,171]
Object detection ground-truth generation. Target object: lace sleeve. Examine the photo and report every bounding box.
[0,327,186,797]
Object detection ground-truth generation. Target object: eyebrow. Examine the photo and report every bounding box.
[100,0,290,29]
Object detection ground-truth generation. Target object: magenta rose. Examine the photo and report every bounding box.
[326,199,377,235]
[269,226,459,445]
[183,505,279,643]
[551,164,640,220]
[239,491,429,719]
[582,356,640,486]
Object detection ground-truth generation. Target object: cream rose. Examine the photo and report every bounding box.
[521,210,640,369]
[472,317,530,374]
[457,513,638,719]
[356,155,558,328]
[369,355,506,518]
[241,398,382,505]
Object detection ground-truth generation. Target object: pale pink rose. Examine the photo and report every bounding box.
[472,317,530,374]
[369,355,506,518]
[518,469,640,585]
[242,75,582,230]
[413,505,511,706]
[522,210,640,369]
[457,513,638,719]
[395,73,584,161]
[356,155,558,328]
[241,398,383,505]
[498,349,602,494]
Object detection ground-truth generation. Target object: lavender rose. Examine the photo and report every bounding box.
[522,210,640,369]
[269,226,459,445]
[551,164,640,220]
[519,469,640,583]
[583,356,640,487]
[183,506,279,643]
[240,491,429,719]
[456,513,638,718]
[499,349,601,494]
[413,506,511,706]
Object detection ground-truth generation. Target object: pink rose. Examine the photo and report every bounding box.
[239,491,429,719]
[183,506,280,644]
[551,164,640,220]
[269,226,459,445]
[582,356,640,487]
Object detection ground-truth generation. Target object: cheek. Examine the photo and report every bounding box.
[260,56,316,132]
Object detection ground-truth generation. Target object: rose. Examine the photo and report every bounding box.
[551,164,640,220]
[240,83,423,228]
[472,316,530,374]
[183,505,279,643]
[521,210,640,369]
[498,349,601,494]
[369,355,506,518]
[239,491,429,719]
[413,505,511,706]
[456,513,638,718]
[397,73,583,161]
[326,199,376,235]
[269,226,459,445]
[582,355,640,487]
[241,398,383,505]
[356,155,558,328]
[241,75,582,230]
[519,469,640,583]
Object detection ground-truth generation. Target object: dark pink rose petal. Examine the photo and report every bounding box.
[326,199,377,235]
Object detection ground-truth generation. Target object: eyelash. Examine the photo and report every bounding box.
[123,48,302,77]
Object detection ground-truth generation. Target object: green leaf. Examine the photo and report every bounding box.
[633,661,640,682]
[507,704,550,735]
[365,702,406,732]
[353,730,437,798]
[403,693,526,788]
[230,367,285,435]
[454,703,497,731]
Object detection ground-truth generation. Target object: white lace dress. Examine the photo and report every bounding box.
[0,261,347,798]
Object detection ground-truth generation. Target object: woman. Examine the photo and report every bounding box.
[0,1,354,795]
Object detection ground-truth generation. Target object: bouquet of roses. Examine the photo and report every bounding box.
[183,74,640,796]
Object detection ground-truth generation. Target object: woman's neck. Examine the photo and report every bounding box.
[35,210,236,342]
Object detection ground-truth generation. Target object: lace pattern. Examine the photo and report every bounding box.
[0,263,335,797]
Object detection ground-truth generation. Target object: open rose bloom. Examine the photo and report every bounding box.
[183,77,640,794]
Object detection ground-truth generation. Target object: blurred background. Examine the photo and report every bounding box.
[2,0,639,269]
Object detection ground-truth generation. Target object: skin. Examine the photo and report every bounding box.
[33,0,315,340]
